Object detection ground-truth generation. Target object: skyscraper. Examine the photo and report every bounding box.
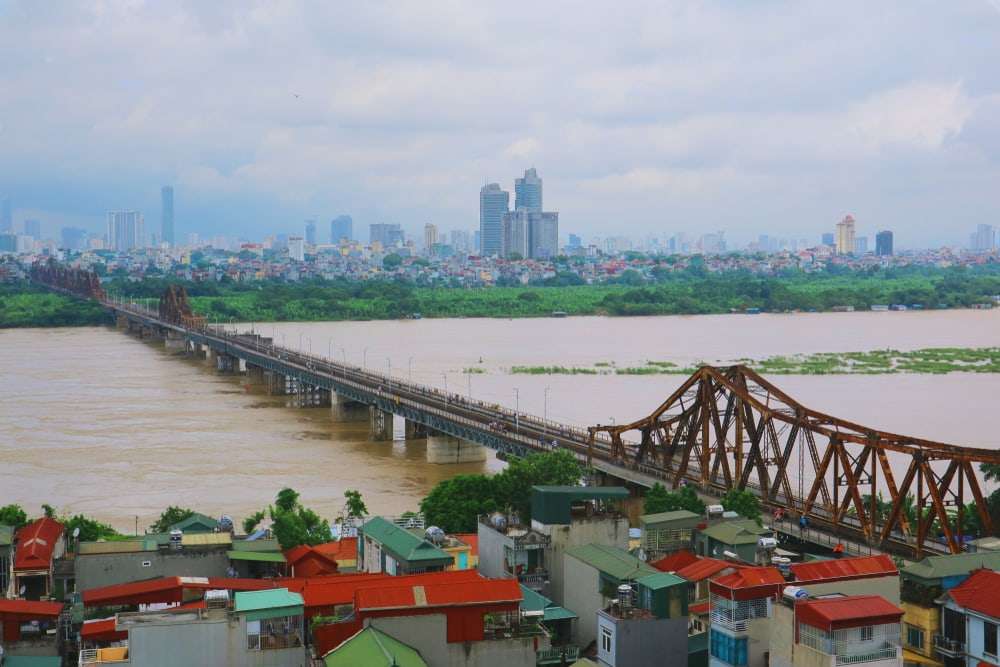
[288,236,305,261]
[479,183,509,257]
[161,186,174,247]
[107,210,145,251]
[528,212,559,259]
[24,219,41,239]
[568,233,582,249]
[369,223,404,247]
[424,223,438,251]
[835,215,856,255]
[854,236,868,254]
[514,168,542,212]
[1,198,11,233]
[501,210,529,258]
[876,230,893,256]
[305,220,317,245]
[331,215,353,243]
[61,227,87,250]
[971,224,996,252]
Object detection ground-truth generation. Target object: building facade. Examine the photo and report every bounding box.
[515,168,543,212]
[369,223,404,248]
[107,210,145,251]
[161,186,174,247]
[331,215,353,243]
[835,215,856,255]
[480,183,510,257]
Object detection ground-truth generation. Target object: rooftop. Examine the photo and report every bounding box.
[362,516,451,563]
[675,557,741,582]
[322,626,427,667]
[231,538,282,553]
[903,551,1000,582]
[637,571,686,591]
[356,578,522,612]
[698,518,768,546]
[13,517,64,571]
[791,554,897,583]
[565,544,659,581]
[233,588,304,615]
[796,595,903,631]
[227,549,286,563]
[0,599,65,619]
[639,510,701,526]
[169,512,220,533]
[650,550,700,573]
[710,566,786,600]
[945,568,1000,619]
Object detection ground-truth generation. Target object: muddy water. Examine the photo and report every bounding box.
[1,308,997,532]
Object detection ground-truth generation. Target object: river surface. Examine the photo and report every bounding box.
[1,309,998,533]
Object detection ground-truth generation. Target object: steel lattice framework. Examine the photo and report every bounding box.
[588,365,1000,556]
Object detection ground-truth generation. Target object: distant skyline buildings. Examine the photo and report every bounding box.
[1,198,11,233]
[876,230,894,256]
[514,168,542,213]
[479,183,509,257]
[369,222,404,248]
[24,219,41,240]
[970,224,996,252]
[835,215,856,255]
[160,186,174,247]
[331,215,353,243]
[304,219,317,246]
[107,210,144,251]
[61,226,87,250]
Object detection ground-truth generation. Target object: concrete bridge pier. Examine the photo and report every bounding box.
[330,393,368,423]
[164,331,186,353]
[204,346,218,366]
[369,407,394,441]
[404,420,428,440]
[215,353,238,373]
[263,370,286,395]
[116,314,129,330]
[426,429,487,464]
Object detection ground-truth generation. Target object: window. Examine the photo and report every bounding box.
[601,626,613,653]
[710,629,748,666]
[860,626,874,641]
[905,624,924,650]
[985,621,998,657]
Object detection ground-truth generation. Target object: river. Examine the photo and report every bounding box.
[1,308,997,533]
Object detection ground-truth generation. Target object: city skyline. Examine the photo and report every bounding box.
[0,4,999,246]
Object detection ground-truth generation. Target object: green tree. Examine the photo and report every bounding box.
[493,450,583,522]
[720,489,762,524]
[0,504,28,530]
[343,490,368,521]
[42,504,56,518]
[275,488,300,513]
[242,510,266,535]
[63,514,119,548]
[644,483,673,514]
[150,506,195,533]
[643,483,706,516]
[266,488,331,550]
[382,254,403,270]
[420,474,498,533]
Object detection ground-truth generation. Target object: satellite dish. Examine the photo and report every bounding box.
[73,527,80,539]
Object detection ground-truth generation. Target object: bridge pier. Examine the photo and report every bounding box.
[426,430,487,464]
[330,393,368,422]
[204,346,218,366]
[263,370,286,395]
[116,314,128,330]
[369,407,394,441]
[164,331,185,353]
[404,420,428,440]
[215,352,238,373]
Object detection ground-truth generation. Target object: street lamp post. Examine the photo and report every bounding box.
[363,347,368,370]
[408,357,413,382]
[442,373,449,403]
[543,386,550,441]
[386,358,392,388]
[514,388,520,434]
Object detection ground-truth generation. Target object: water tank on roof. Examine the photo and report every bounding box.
[169,529,183,551]
[205,589,230,609]
[772,556,791,576]
[617,584,633,609]
[425,526,446,545]
[782,585,809,602]
[758,537,778,550]
[706,505,724,518]
[218,515,234,533]
[489,513,508,532]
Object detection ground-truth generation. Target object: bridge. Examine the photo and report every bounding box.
[30,260,1000,560]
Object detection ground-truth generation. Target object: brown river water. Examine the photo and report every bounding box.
[1,309,998,533]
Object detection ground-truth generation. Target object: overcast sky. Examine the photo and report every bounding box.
[1,1,999,247]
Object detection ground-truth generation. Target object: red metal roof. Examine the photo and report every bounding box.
[356,578,522,612]
[0,599,64,619]
[689,601,711,615]
[81,618,128,642]
[651,550,700,573]
[796,595,903,631]
[313,538,358,560]
[676,558,739,582]
[13,518,64,571]
[946,569,1000,619]
[790,555,898,584]
[454,533,479,556]
[710,567,786,601]
[83,576,278,606]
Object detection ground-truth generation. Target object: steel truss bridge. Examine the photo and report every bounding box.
[31,261,1000,559]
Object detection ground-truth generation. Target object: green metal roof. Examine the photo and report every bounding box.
[639,510,701,527]
[0,524,14,547]
[566,544,659,581]
[543,606,578,622]
[902,551,1000,582]
[231,538,281,552]
[233,588,303,621]
[531,486,630,498]
[519,585,552,614]
[361,517,451,563]
[227,550,286,563]
[323,627,428,667]
[637,572,687,591]
[170,512,220,533]
[698,519,767,545]
[531,486,630,524]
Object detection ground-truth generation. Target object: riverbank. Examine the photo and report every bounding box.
[509,347,1000,376]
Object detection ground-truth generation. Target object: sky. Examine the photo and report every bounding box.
[1,1,999,248]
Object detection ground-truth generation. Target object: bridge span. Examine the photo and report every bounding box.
[29,261,1000,560]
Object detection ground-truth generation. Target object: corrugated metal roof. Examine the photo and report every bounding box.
[81,617,128,642]
[791,554,897,583]
[565,544,659,581]
[543,606,578,622]
[639,510,701,526]
[637,572,686,590]
[797,595,903,631]
[0,599,64,618]
[231,538,282,553]
[13,518,64,571]
[651,550,700,573]
[78,540,154,555]
[233,588,304,614]
[689,601,711,615]
[356,578,521,611]
[361,517,450,563]
[180,532,232,547]
[903,552,1000,582]
[710,566,786,600]
[698,519,767,545]
[227,550,286,563]
[170,513,220,533]
[675,558,736,582]
[322,626,428,667]
[531,486,630,498]
[945,568,1000,619]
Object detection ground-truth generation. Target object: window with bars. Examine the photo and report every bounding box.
[905,624,924,650]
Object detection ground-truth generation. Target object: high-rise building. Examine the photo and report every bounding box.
[288,236,305,261]
[568,233,582,249]
[369,223,404,247]
[479,183,509,257]
[971,224,996,252]
[107,210,145,251]
[424,223,438,251]
[61,227,88,250]
[835,215,856,255]
[0,233,16,253]
[821,232,835,246]
[514,168,542,212]
[875,230,893,256]
[529,212,559,259]
[161,186,174,247]
[854,236,868,254]
[450,230,471,253]
[502,210,529,258]
[24,219,41,239]
[305,220,317,246]
[1,198,11,233]
[331,215,353,243]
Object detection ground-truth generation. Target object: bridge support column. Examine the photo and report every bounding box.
[204,347,218,366]
[216,353,238,373]
[330,393,367,422]
[116,314,128,330]
[426,430,487,464]
[369,407,394,441]
[164,331,185,353]
[263,371,286,395]
[405,420,428,440]
[244,364,266,386]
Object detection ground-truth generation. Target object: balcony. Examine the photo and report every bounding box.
[933,634,965,657]
[835,645,898,665]
[517,570,549,589]
[79,647,129,665]
[537,645,581,665]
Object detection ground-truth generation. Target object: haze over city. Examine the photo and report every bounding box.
[2,1,1000,247]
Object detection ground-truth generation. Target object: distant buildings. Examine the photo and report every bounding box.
[971,224,996,252]
[424,223,438,251]
[479,183,509,257]
[568,233,582,250]
[288,236,305,261]
[854,236,868,254]
[61,226,88,250]
[835,215,856,255]
[821,232,835,246]
[876,230,894,256]
[24,219,41,240]
[369,223,404,248]
[161,186,174,247]
[331,215,353,243]
[304,220,317,246]
[515,167,543,212]
[0,197,11,232]
[107,210,145,251]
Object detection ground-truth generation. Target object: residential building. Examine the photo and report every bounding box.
[515,168,543,212]
[331,215,353,243]
[107,210,145,251]
[479,183,510,257]
[478,511,554,593]
[708,566,786,667]
[227,539,287,579]
[836,215,856,255]
[638,510,701,559]
[161,185,174,247]
[876,230,894,256]
[12,517,65,600]
[935,568,1000,667]
[502,210,529,258]
[788,555,900,603]
[529,211,559,259]
[855,236,868,254]
[424,223,438,252]
[562,544,660,646]
[357,516,452,575]
[288,236,305,261]
[970,224,996,252]
[694,518,772,563]
[369,223,404,248]
[595,571,690,667]
[23,219,40,239]
[0,232,16,253]
[770,594,904,667]
[322,626,427,666]
[0,598,64,661]
[653,552,745,637]
[61,226,88,250]
[284,545,339,578]
[0,524,12,595]
[313,538,359,573]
